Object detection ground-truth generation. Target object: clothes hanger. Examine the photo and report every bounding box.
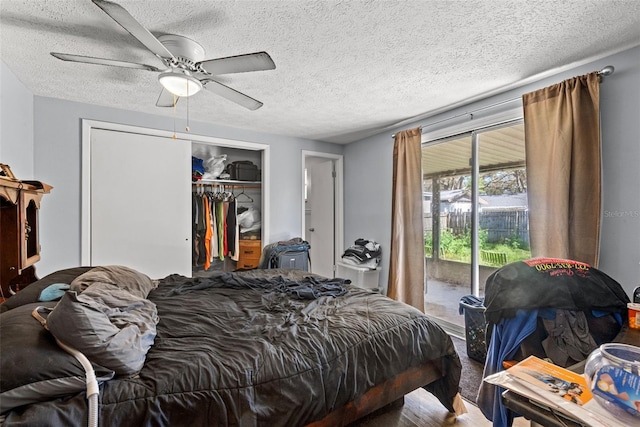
[236,186,254,203]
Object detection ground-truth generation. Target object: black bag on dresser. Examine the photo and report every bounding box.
[226,161,260,181]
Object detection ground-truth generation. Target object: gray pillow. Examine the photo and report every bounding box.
[47,280,159,376]
[69,265,157,299]
[0,302,114,414]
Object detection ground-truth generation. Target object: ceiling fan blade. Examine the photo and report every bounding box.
[156,88,179,107]
[201,79,263,110]
[198,52,275,75]
[51,52,162,71]
[92,0,174,60]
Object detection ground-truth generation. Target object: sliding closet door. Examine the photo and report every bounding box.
[90,129,192,279]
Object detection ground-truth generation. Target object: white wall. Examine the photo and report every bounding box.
[0,62,34,178]
[26,95,342,276]
[345,46,640,298]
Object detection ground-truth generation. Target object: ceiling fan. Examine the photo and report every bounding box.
[51,0,275,110]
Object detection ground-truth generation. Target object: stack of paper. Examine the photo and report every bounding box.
[484,355,636,427]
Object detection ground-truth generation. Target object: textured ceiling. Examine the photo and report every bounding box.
[1,1,639,144]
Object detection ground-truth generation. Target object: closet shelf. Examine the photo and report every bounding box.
[194,179,261,188]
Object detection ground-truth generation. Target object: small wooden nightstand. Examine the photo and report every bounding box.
[237,240,261,270]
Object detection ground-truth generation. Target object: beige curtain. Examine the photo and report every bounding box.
[388,127,425,311]
[523,72,601,266]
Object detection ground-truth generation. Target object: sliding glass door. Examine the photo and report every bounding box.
[423,120,529,333]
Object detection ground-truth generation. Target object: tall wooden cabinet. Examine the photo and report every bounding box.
[0,178,52,298]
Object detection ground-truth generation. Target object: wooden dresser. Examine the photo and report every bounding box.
[0,177,52,300]
[237,239,262,270]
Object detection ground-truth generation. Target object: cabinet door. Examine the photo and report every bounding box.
[20,192,43,268]
[1,196,20,293]
[90,129,192,279]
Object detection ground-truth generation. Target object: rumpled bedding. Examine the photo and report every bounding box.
[165,271,349,299]
[46,265,159,376]
[2,268,460,427]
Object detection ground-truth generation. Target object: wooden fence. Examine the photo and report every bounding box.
[426,209,529,245]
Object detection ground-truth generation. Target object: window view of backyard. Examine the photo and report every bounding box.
[422,121,530,333]
[424,169,531,266]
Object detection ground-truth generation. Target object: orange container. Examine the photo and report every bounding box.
[627,303,640,329]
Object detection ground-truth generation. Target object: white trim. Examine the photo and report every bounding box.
[422,106,524,143]
[81,119,270,265]
[81,120,92,264]
[301,150,345,273]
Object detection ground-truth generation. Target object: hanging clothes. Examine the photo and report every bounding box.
[203,194,213,271]
[192,193,208,267]
[192,193,199,266]
[210,196,218,259]
[222,202,228,257]
[226,199,239,261]
[192,185,255,267]
[216,200,225,261]
[233,204,239,261]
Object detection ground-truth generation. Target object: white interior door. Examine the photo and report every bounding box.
[90,129,192,279]
[306,158,335,277]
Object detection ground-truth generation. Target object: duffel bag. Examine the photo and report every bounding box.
[226,161,260,181]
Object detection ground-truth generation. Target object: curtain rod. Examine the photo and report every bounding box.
[391,65,615,138]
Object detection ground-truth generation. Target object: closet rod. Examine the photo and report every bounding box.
[391,65,615,138]
[192,183,260,190]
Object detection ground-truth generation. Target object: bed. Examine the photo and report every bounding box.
[0,266,464,426]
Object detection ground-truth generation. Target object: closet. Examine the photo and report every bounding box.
[191,143,263,275]
[85,124,266,279]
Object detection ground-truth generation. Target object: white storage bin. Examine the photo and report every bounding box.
[336,262,380,291]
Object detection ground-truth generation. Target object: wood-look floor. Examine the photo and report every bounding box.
[350,388,529,427]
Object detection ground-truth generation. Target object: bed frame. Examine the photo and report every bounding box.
[307,360,444,426]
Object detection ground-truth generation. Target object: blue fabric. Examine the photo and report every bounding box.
[477,309,539,427]
[537,308,557,320]
[192,157,205,175]
[592,309,623,326]
[38,283,70,302]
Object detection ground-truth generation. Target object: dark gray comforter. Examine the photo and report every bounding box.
[2,268,460,426]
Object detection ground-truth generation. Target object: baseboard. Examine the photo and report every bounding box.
[424,314,465,339]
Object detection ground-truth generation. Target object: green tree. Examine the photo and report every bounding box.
[480,168,527,195]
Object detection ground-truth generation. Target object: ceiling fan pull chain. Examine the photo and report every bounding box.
[186,87,191,132]
[172,95,177,139]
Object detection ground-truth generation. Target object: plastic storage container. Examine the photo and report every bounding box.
[584,343,640,423]
[459,296,491,363]
[628,302,640,329]
[336,262,380,291]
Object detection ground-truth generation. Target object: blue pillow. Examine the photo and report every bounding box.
[38,283,70,302]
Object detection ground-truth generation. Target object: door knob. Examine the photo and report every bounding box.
[309,228,315,232]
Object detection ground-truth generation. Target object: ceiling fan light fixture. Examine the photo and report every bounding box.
[158,70,202,97]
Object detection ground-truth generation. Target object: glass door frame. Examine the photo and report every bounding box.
[423,113,524,297]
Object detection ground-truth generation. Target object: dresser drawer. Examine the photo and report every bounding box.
[237,240,261,269]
